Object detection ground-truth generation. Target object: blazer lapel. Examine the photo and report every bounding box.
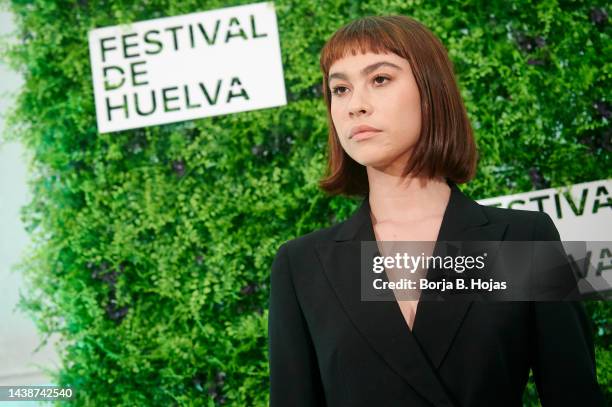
[410,181,508,369]
[315,179,508,407]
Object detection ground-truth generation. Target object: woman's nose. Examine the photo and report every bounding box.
[349,93,371,117]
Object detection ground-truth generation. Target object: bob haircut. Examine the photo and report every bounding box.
[318,15,478,198]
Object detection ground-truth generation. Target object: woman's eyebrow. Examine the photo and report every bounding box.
[328,61,402,82]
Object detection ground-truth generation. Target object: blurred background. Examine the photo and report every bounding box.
[0,1,610,406]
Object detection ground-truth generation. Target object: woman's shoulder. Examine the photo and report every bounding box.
[477,203,559,240]
[271,223,344,273]
[479,203,546,223]
[279,222,343,253]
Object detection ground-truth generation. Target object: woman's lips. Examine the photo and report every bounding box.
[352,130,381,141]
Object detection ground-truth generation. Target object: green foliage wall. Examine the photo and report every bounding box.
[1,0,610,405]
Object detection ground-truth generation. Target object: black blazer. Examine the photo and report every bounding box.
[268,179,605,407]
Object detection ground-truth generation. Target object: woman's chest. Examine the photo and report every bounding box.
[306,298,531,377]
[372,217,444,330]
[372,216,444,242]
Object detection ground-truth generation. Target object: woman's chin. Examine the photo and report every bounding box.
[351,153,393,169]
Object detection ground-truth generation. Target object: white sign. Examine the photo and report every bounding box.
[477,179,612,298]
[477,178,611,240]
[88,2,286,133]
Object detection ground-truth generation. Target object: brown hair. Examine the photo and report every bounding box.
[318,15,478,198]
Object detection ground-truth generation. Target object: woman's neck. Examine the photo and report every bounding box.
[366,167,451,225]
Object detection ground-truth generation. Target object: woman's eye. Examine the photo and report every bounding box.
[374,75,390,85]
[331,86,348,96]
[331,76,390,97]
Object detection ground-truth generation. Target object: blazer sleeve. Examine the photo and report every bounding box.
[268,242,326,406]
[529,212,606,406]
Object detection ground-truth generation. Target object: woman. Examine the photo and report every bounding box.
[268,15,604,406]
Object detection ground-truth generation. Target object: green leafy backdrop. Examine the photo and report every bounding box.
[1,0,609,406]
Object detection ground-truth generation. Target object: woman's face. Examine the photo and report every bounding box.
[328,50,422,173]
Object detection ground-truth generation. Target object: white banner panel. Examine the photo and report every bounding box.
[88,2,286,133]
[477,178,611,241]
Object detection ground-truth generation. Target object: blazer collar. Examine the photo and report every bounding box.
[315,178,508,407]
